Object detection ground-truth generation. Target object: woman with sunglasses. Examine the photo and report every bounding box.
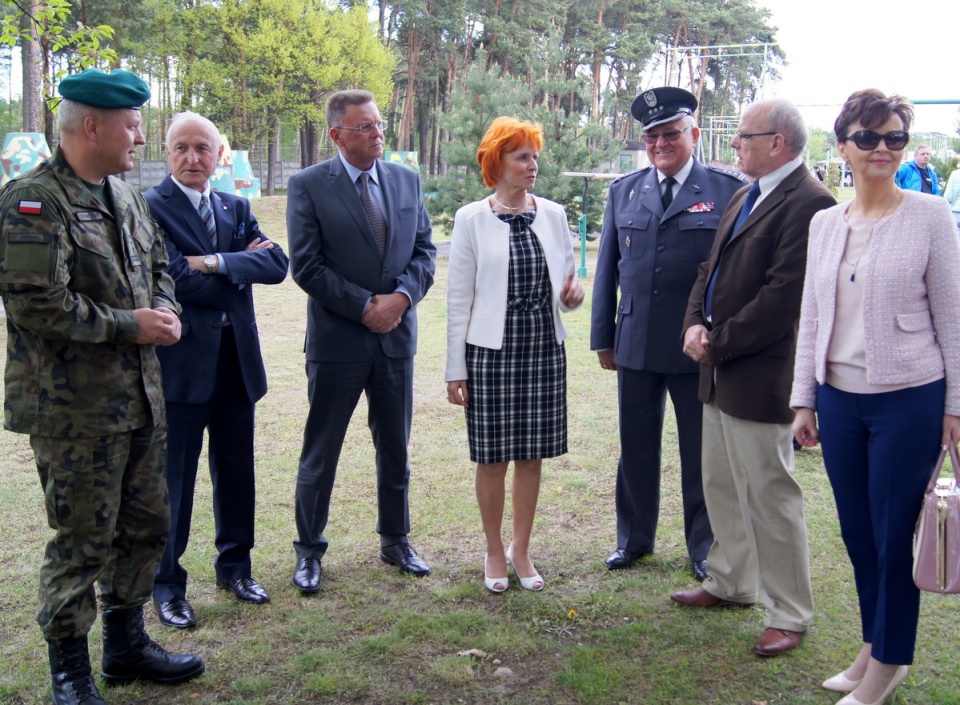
[791,89,960,705]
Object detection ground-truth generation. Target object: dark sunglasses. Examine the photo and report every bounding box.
[841,130,909,151]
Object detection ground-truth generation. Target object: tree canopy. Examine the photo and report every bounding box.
[3,0,782,216]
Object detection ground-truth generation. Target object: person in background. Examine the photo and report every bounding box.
[146,111,289,628]
[446,117,584,593]
[792,89,960,705]
[672,98,836,658]
[941,164,960,228]
[591,86,745,581]
[895,143,941,195]
[0,68,203,705]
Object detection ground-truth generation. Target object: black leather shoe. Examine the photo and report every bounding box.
[153,598,196,629]
[216,577,270,604]
[292,557,322,594]
[605,548,641,570]
[692,559,708,582]
[380,543,431,576]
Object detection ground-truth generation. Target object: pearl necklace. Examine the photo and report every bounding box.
[845,194,897,282]
[491,194,531,211]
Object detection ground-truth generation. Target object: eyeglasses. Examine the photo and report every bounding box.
[335,120,386,134]
[734,131,777,141]
[840,129,909,151]
[641,125,692,144]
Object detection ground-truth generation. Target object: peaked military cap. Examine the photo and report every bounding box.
[58,68,151,110]
[631,87,698,131]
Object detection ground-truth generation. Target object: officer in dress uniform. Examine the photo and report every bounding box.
[0,68,204,705]
[591,87,746,580]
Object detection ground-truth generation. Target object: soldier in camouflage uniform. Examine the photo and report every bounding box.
[0,69,204,705]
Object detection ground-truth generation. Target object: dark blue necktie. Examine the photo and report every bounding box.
[705,180,762,319]
[661,176,676,211]
[731,180,762,234]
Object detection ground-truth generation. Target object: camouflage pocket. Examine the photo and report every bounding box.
[0,229,56,283]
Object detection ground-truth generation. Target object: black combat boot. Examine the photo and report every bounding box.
[100,606,204,686]
[47,636,106,705]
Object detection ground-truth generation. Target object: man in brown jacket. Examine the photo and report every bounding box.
[671,99,836,657]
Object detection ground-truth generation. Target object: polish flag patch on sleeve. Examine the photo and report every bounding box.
[18,200,43,215]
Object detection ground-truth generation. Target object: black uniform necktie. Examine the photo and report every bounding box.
[661,176,676,211]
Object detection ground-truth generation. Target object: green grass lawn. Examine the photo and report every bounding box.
[1,195,957,705]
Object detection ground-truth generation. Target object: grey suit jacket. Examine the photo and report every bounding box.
[286,157,436,362]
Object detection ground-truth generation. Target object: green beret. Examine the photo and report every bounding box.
[58,68,151,109]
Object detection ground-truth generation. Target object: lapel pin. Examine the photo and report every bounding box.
[629,189,635,201]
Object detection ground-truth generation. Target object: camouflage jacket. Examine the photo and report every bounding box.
[0,147,179,437]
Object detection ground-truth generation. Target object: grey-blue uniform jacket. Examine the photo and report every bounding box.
[591,159,745,373]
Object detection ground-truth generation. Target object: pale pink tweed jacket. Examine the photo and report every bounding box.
[790,190,960,415]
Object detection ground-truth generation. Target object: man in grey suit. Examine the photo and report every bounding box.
[286,90,436,593]
[591,87,745,580]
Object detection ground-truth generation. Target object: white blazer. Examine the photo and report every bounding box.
[445,196,579,382]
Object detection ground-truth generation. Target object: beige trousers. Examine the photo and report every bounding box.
[700,401,814,633]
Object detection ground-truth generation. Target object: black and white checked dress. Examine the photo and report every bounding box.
[464,209,568,464]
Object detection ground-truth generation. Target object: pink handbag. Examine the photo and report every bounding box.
[913,443,960,593]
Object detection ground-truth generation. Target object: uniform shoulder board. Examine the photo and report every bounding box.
[612,165,653,185]
[707,165,748,183]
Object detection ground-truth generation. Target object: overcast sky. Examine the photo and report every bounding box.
[758,0,959,136]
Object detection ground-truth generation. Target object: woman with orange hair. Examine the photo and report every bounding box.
[446,117,583,593]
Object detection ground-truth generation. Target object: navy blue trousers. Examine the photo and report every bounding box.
[817,380,944,664]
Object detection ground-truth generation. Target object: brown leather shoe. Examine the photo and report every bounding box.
[670,587,754,608]
[754,628,804,656]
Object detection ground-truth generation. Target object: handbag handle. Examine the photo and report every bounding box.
[925,442,960,494]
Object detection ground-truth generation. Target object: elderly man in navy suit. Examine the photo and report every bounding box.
[286,89,436,593]
[146,112,289,628]
[591,87,745,581]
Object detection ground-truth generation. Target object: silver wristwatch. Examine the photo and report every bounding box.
[203,254,217,274]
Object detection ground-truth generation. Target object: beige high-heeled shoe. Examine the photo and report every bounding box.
[834,665,907,705]
[822,671,862,693]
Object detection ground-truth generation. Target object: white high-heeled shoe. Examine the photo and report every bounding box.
[483,555,508,593]
[822,671,863,692]
[506,549,544,591]
[835,665,908,705]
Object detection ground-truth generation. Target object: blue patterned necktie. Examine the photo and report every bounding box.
[199,194,217,249]
[359,172,387,256]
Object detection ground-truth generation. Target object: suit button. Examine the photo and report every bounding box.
[656,245,665,252]
[628,220,633,226]
[653,289,661,296]
[698,220,704,226]
[654,267,662,274]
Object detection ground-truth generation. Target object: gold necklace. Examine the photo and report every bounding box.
[845,194,896,282]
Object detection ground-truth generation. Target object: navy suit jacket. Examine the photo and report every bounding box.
[146,175,289,405]
[591,160,745,373]
[286,157,435,362]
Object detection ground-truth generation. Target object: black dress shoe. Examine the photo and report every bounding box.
[216,577,270,604]
[292,557,322,594]
[153,598,196,629]
[605,548,641,570]
[380,543,431,576]
[692,559,708,582]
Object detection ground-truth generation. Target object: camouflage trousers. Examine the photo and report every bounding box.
[31,424,170,640]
